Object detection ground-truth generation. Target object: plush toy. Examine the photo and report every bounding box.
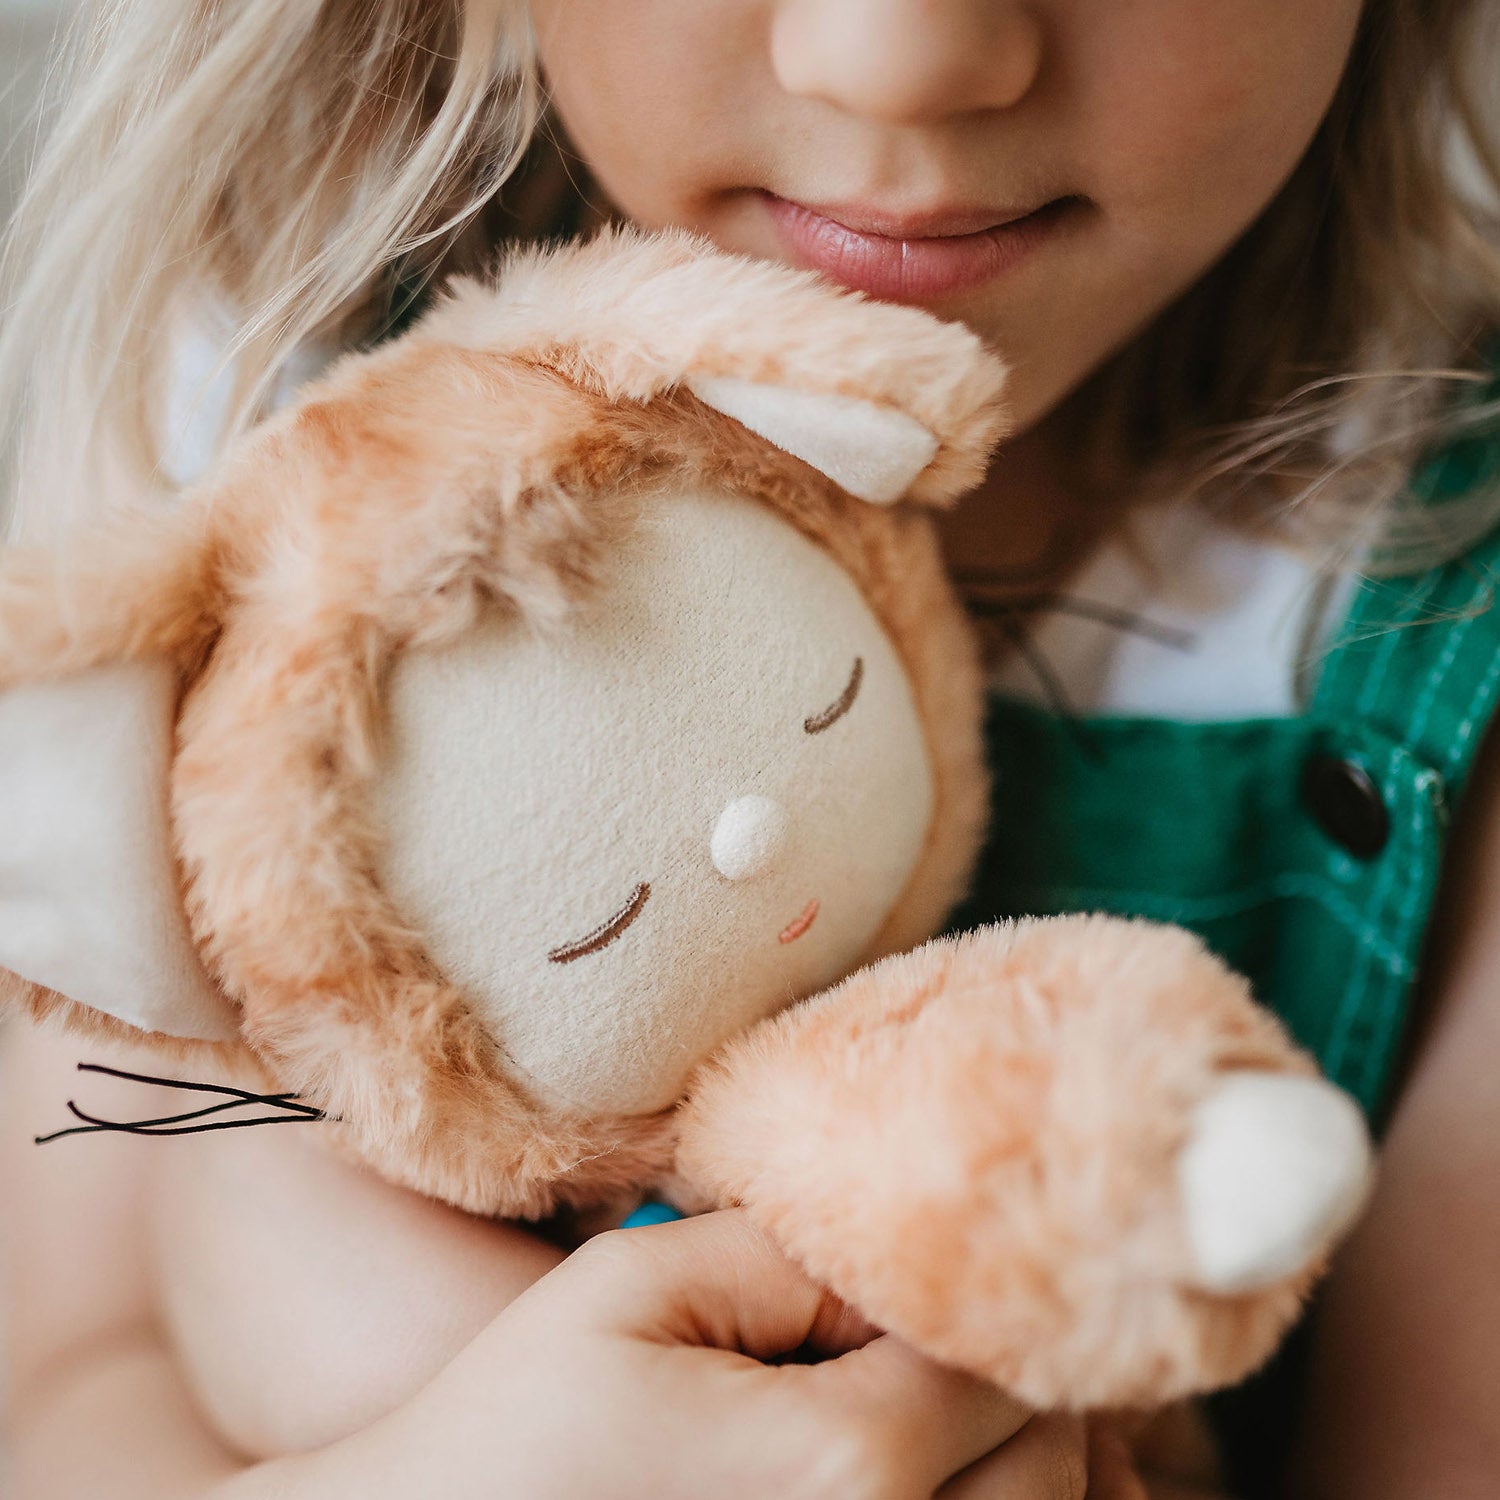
[0,228,1372,1411]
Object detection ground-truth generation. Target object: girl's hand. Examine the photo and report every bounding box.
[253,1209,1067,1500]
[938,1413,1155,1499]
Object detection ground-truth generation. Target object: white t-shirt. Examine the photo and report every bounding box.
[987,501,1356,720]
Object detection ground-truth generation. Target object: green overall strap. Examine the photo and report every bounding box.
[1308,420,1500,1111]
[1211,413,1500,1500]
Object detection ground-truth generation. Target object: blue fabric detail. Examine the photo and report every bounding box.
[621,1200,687,1229]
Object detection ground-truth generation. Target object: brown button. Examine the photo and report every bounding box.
[1301,753,1389,859]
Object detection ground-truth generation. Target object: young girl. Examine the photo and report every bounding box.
[3,2,1498,1496]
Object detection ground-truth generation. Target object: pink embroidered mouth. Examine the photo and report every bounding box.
[779,898,820,945]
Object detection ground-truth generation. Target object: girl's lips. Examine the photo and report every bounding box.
[761,193,1081,302]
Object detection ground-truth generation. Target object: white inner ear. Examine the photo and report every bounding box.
[685,373,938,505]
[0,661,238,1041]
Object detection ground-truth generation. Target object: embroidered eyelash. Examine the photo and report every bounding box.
[33,1062,327,1144]
[548,880,652,964]
[805,656,864,734]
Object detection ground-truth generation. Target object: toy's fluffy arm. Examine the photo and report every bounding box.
[0,661,238,1039]
[0,502,221,692]
[676,916,1373,1411]
[0,486,243,1040]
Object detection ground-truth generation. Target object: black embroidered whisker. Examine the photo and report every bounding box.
[35,1112,326,1144]
[72,1062,323,1114]
[33,1062,328,1144]
[62,1095,286,1132]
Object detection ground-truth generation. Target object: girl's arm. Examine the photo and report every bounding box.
[1,1020,564,1494]
[4,1027,1036,1500]
[1289,726,1500,1499]
[3,1021,236,1496]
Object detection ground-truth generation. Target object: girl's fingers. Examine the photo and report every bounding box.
[1084,1420,1152,1500]
[807,1334,1033,1490]
[936,1413,1091,1500]
[556,1210,1032,1489]
[553,1209,861,1358]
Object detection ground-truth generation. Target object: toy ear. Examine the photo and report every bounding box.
[0,662,238,1041]
[0,505,237,1041]
[418,226,1010,505]
[682,373,938,504]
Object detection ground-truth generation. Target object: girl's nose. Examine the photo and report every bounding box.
[712,795,791,881]
[770,1,1044,125]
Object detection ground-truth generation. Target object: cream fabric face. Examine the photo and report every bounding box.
[375,490,933,1116]
[0,661,238,1040]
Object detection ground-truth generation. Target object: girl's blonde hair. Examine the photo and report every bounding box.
[0,0,540,540]
[1086,0,1500,572]
[2,0,1498,565]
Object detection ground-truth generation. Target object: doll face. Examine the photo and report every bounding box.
[373,491,933,1117]
[528,0,1364,434]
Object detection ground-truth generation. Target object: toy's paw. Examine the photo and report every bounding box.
[676,916,1373,1410]
[1178,1071,1370,1295]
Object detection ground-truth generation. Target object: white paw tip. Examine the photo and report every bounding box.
[1178,1071,1374,1294]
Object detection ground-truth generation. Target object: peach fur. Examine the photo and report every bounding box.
[0,231,1002,1217]
[422,226,1005,507]
[677,916,1323,1410]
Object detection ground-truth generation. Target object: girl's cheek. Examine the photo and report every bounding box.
[529,0,769,225]
[966,0,1363,402]
[1074,0,1364,234]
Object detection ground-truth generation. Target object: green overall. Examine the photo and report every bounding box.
[949,415,1500,1495]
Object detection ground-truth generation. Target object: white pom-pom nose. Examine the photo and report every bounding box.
[711,795,790,881]
[1178,1071,1374,1294]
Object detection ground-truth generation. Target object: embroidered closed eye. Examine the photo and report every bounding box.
[548,881,652,964]
[804,656,864,734]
